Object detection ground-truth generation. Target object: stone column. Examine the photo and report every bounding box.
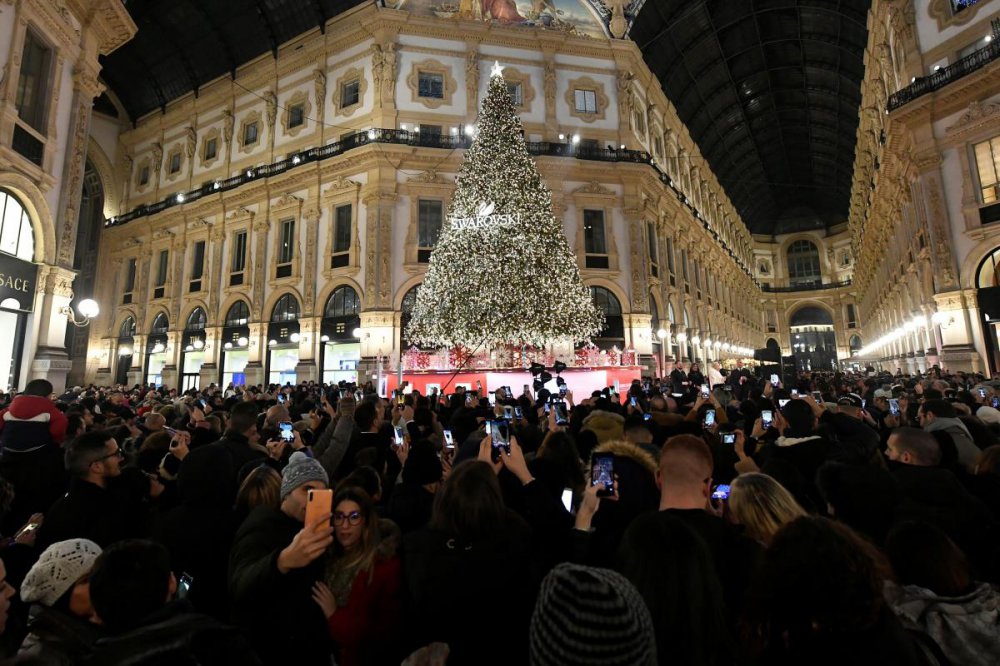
[244,322,266,387]
[29,265,78,392]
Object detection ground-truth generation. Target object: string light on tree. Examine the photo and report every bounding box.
[406,62,602,349]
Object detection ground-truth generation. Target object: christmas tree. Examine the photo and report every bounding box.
[406,63,603,350]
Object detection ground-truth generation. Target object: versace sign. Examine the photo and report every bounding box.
[0,253,38,312]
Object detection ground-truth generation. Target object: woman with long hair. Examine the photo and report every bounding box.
[727,473,807,545]
[311,487,402,666]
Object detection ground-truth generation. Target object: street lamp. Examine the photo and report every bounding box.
[61,298,100,327]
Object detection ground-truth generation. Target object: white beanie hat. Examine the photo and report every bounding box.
[21,539,102,607]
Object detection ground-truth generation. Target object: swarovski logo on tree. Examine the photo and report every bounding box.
[406,61,604,349]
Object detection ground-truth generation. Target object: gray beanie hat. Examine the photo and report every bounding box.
[280,451,329,500]
[21,539,102,607]
[529,562,656,666]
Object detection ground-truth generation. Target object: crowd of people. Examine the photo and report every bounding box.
[0,360,997,664]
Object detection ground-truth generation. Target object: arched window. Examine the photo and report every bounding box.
[976,247,1000,288]
[185,307,207,331]
[225,301,250,327]
[0,189,35,261]
[150,313,169,335]
[787,240,821,287]
[667,301,676,323]
[271,294,300,322]
[849,335,863,352]
[400,285,421,349]
[591,286,624,349]
[324,286,360,318]
[118,316,136,339]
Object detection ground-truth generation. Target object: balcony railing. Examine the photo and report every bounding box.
[761,279,852,293]
[888,19,1000,111]
[104,126,757,280]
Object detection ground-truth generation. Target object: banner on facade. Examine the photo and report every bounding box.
[0,254,38,312]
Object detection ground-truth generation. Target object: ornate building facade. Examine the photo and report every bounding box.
[84,3,765,390]
[0,0,134,393]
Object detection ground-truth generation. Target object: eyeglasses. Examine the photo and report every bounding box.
[333,511,363,526]
[94,447,124,463]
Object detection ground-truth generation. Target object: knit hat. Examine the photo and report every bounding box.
[280,451,329,500]
[529,563,656,666]
[21,539,102,607]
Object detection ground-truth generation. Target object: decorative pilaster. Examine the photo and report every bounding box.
[251,216,268,321]
[303,207,319,313]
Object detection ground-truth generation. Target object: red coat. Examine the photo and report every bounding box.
[0,395,68,449]
[326,555,402,666]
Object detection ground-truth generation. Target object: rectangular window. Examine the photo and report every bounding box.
[974,136,1000,204]
[204,138,217,161]
[584,209,608,269]
[230,230,247,285]
[169,153,181,174]
[123,258,136,304]
[341,80,360,107]
[574,89,597,114]
[189,241,205,292]
[507,82,523,106]
[418,72,444,99]
[288,104,305,128]
[646,221,658,278]
[332,205,351,268]
[15,30,52,133]
[681,249,689,280]
[154,250,168,298]
[139,166,150,186]
[278,219,295,265]
[847,304,857,328]
[666,237,675,273]
[243,122,259,146]
[418,200,443,263]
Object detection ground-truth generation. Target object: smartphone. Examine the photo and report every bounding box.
[523,384,530,395]
[711,484,731,500]
[790,389,798,398]
[722,433,736,445]
[700,385,710,399]
[553,401,569,425]
[465,393,473,405]
[643,412,652,421]
[561,488,573,512]
[979,388,987,398]
[490,420,510,455]
[197,398,208,408]
[396,393,405,406]
[770,374,779,386]
[703,409,716,428]
[393,425,405,448]
[278,421,294,443]
[514,406,523,419]
[559,384,568,397]
[762,410,773,428]
[993,396,1000,409]
[889,398,900,415]
[176,573,193,600]
[778,399,790,408]
[591,453,615,497]
[812,391,823,401]
[630,396,638,408]
[443,429,455,449]
[276,393,286,404]
[305,488,333,531]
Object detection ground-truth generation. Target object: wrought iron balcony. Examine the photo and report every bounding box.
[888,19,1000,111]
[761,279,852,293]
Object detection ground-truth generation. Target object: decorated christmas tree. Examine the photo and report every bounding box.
[406,63,603,350]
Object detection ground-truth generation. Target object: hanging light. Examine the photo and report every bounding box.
[268,339,277,346]
[289,332,301,343]
[224,342,233,350]
[237,336,249,347]
[193,339,204,350]
[320,334,330,342]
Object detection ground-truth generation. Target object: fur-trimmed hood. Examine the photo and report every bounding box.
[582,410,626,444]
[593,439,659,478]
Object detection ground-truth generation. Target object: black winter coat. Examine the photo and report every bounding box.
[228,505,332,666]
[35,474,147,552]
[0,443,68,535]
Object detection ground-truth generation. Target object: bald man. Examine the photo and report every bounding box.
[624,434,760,616]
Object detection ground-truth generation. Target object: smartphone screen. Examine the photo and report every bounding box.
[559,385,568,397]
[443,429,454,449]
[979,388,988,398]
[889,399,900,415]
[279,421,294,442]
[770,374,779,386]
[701,385,710,399]
[722,433,736,444]
[276,393,286,404]
[561,488,573,512]
[993,396,1000,409]
[762,410,773,428]
[553,402,569,425]
[778,399,790,408]
[591,453,615,497]
[465,393,473,405]
[523,384,530,395]
[630,396,638,407]
[490,421,510,454]
[393,426,405,448]
[176,573,193,600]
[711,484,731,500]
[790,389,798,397]
[812,391,822,401]
[514,406,523,419]
[703,409,716,427]
[643,412,652,421]
[502,406,514,420]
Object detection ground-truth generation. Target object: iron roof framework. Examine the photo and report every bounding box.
[629,0,871,235]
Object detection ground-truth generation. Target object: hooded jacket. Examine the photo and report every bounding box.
[0,394,68,451]
[885,580,1000,666]
[925,417,980,469]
